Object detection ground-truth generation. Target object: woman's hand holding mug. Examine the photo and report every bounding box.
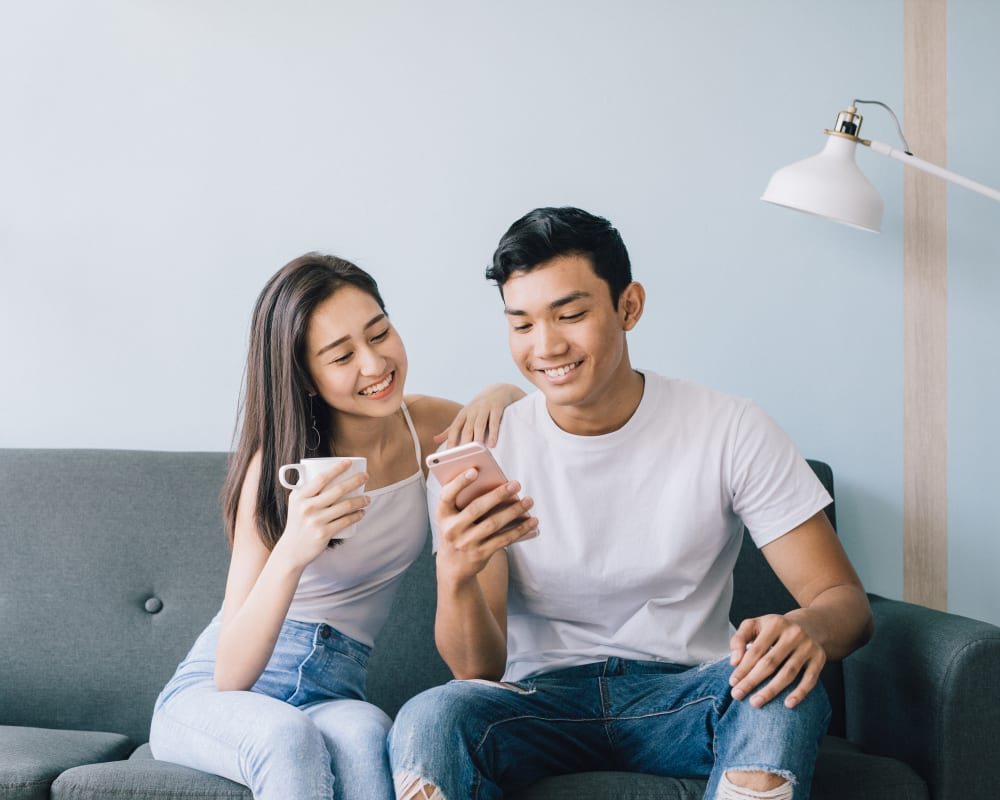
[276,457,369,565]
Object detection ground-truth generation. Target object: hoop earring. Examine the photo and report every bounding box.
[306,394,321,453]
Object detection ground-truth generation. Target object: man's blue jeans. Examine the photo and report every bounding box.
[388,656,830,800]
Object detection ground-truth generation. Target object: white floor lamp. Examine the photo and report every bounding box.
[760,100,1000,230]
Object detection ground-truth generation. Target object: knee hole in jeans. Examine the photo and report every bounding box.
[718,771,794,800]
[395,770,446,800]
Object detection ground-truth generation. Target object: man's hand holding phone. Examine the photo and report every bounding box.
[428,443,539,585]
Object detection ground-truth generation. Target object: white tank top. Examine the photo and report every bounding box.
[286,403,428,646]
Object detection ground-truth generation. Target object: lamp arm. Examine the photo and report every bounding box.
[866,139,1000,203]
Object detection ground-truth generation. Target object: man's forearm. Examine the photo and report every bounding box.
[435,576,508,680]
[787,583,873,661]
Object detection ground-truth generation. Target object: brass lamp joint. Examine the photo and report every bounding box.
[823,105,871,145]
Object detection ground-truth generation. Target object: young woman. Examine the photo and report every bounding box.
[149,253,521,800]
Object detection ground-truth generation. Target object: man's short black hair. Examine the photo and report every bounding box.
[486,207,632,308]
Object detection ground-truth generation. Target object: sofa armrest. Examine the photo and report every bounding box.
[843,593,1000,800]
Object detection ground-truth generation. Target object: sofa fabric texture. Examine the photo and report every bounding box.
[2,448,997,799]
[0,727,132,800]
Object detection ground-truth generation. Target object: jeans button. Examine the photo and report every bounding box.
[320,625,331,639]
[144,597,163,614]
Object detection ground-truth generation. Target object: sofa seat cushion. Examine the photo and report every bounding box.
[47,737,930,800]
[511,771,706,800]
[0,725,132,800]
[50,744,251,800]
[809,736,928,800]
[509,737,929,800]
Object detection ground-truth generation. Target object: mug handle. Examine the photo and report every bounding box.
[278,463,302,490]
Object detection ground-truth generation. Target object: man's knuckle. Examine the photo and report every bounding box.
[484,516,504,535]
[760,652,780,670]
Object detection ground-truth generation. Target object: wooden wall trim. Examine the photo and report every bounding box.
[903,0,948,610]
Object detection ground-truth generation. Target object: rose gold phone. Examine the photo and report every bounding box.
[426,442,512,511]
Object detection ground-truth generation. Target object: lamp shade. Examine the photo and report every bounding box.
[761,134,884,232]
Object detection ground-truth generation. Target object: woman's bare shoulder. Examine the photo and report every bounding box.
[404,394,461,440]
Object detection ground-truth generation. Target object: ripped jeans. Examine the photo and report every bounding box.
[387,656,830,800]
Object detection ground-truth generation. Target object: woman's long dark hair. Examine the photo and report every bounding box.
[221,253,386,549]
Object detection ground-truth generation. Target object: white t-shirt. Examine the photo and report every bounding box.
[429,371,831,682]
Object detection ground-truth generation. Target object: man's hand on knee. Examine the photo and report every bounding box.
[727,614,826,708]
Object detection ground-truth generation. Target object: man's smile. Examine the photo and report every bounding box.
[538,361,583,380]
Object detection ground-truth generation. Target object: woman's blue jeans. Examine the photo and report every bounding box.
[388,656,830,800]
[150,615,392,800]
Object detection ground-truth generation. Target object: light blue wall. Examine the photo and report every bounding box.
[12,1,994,621]
[948,0,1000,626]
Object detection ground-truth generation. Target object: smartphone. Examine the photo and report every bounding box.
[426,442,512,511]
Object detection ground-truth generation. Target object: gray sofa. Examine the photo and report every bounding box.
[2,449,998,800]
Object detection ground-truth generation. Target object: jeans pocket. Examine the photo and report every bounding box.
[251,631,317,702]
[288,640,369,706]
[282,642,324,704]
[251,623,370,706]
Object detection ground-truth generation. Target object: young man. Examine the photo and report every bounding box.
[389,207,873,800]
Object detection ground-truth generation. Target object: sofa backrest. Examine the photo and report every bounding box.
[1,449,232,745]
[0,449,842,745]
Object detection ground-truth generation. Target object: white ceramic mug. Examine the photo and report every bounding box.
[278,457,368,539]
